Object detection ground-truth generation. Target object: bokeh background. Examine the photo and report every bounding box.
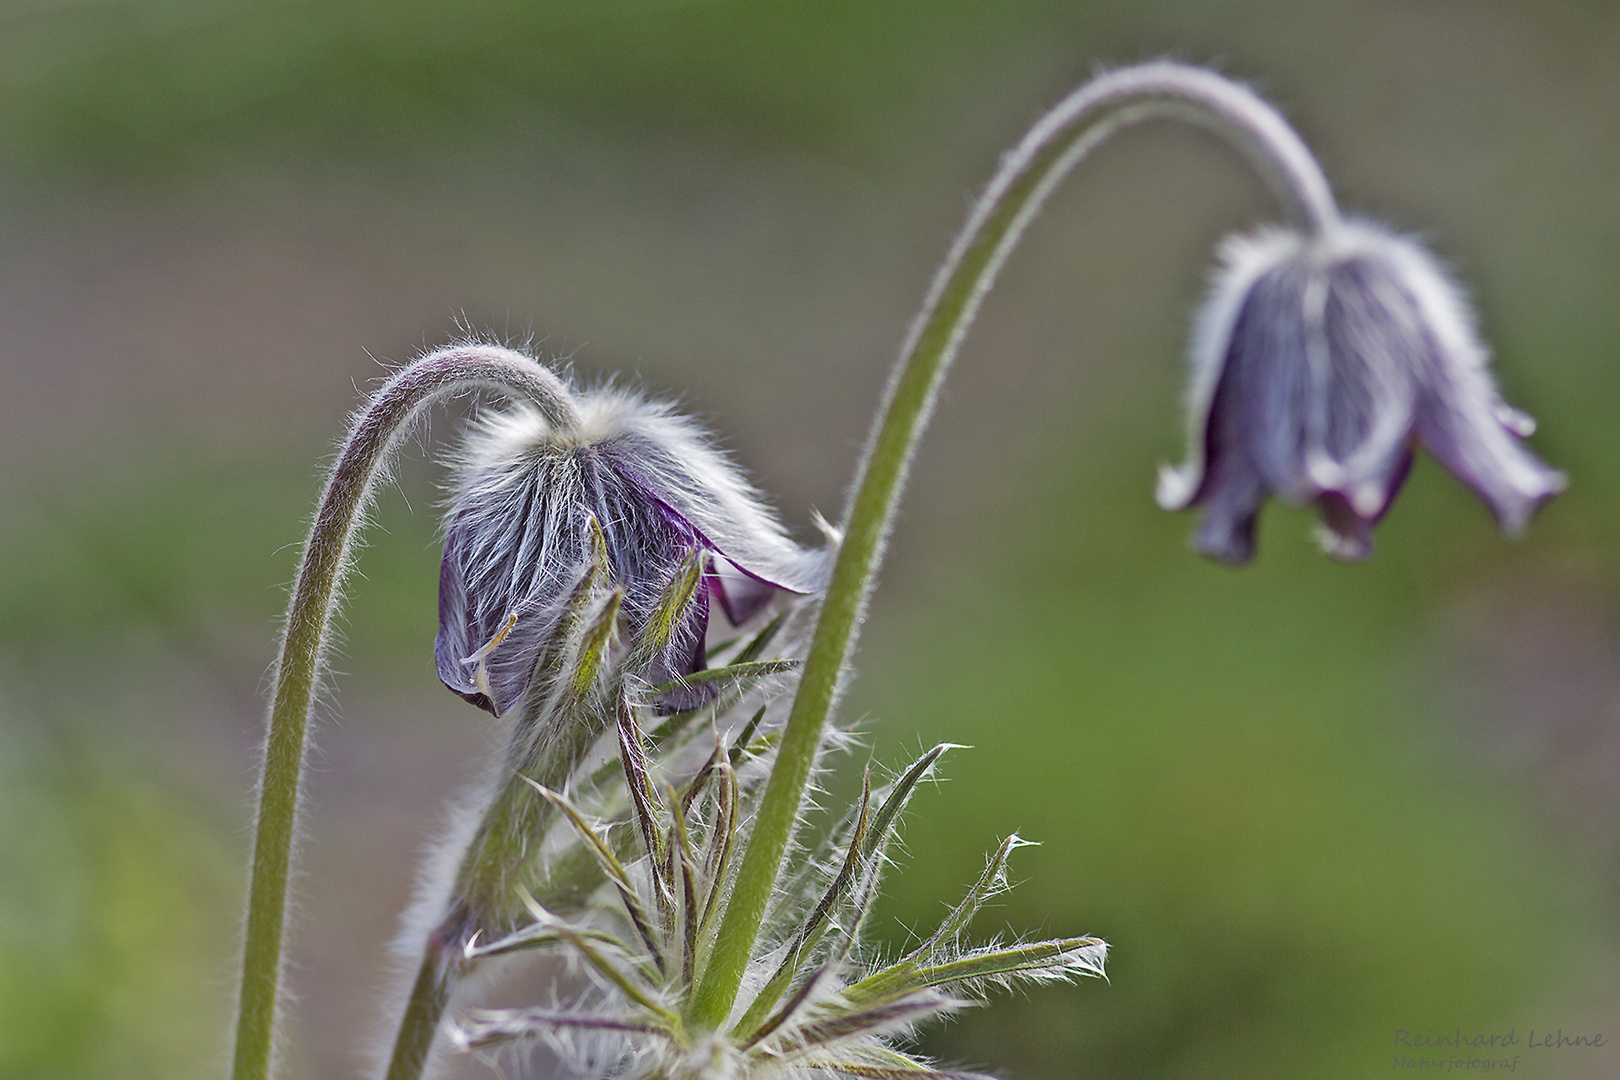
[3,1,1619,1077]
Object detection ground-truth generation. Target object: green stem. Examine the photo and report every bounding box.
[379,684,618,1080]
[383,952,453,1080]
[230,345,578,1080]
[686,61,1341,1031]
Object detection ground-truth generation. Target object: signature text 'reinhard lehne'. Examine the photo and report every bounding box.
[1395,1028,1606,1051]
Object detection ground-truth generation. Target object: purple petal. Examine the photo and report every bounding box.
[613,461,818,626]
[1310,447,1412,562]
[1415,394,1565,535]
[1340,220,1566,535]
[708,556,779,625]
[1183,298,1277,564]
[602,419,832,600]
[1228,262,1316,501]
[1190,442,1269,564]
[1166,228,1307,513]
[1313,491,1375,561]
[436,514,603,718]
[436,524,499,714]
[1315,259,1421,462]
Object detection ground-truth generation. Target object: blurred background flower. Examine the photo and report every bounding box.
[2,2,1617,1078]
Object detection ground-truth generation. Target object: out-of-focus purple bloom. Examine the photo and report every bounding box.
[1157,220,1566,563]
[437,381,831,716]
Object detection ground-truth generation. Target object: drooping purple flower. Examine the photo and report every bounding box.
[436,380,831,717]
[1157,220,1566,563]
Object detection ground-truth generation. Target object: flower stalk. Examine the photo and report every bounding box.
[230,345,580,1080]
[687,60,1347,1033]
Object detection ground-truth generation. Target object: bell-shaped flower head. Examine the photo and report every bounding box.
[1158,220,1565,563]
[436,378,832,716]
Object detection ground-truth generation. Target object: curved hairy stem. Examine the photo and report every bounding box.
[688,61,1341,1030]
[230,345,579,1080]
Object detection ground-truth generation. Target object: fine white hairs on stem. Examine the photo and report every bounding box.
[233,344,588,1080]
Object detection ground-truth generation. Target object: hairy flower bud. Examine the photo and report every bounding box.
[436,377,832,716]
[1158,220,1566,562]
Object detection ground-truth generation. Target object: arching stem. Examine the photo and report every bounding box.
[230,345,579,1080]
[687,61,1342,1031]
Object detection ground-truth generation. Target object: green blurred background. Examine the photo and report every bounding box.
[3,1,1618,1077]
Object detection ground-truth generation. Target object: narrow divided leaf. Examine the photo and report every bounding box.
[912,834,1028,959]
[733,774,872,1039]
[666,782,702,989]
[737,962,830,1052]
[644,659,801,699]
[698,763,739,941]
[912,937,1108,989]
[843,937,1107,1008]
[451,1008,672,1050]
[616,699,676,933]
[630,549,707,667]
[727,706,769,769]
[517,893,679,1026]
[862,745,957,862]
[753,991,957,1061]
[462,923,629,963]
[708,609,789,667]
[521,779,665,975]
[528,520,612,685]
[567,589,623,704]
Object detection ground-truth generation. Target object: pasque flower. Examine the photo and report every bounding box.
[437,381,832,716]
[1157,220,1566,562]
[228,62,1574,1080]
